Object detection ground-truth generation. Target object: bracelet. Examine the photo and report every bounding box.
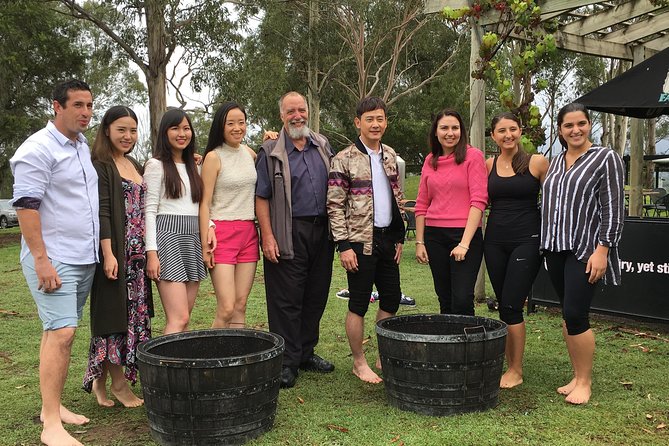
[416,240,425,245]
[458,243,469,250]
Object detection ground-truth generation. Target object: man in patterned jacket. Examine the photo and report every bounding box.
[327,96,405,384]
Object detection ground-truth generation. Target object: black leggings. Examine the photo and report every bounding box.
[483,240,541,325]
[544,251,596,336]
[425,226,483,315]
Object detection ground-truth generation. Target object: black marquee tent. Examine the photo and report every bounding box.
[576,46,669,119]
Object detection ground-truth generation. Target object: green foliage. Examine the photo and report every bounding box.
[0,0,88,196]
[443,1,560,149]
[214,0,468,166]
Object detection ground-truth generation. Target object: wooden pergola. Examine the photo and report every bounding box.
[425,0,669,216]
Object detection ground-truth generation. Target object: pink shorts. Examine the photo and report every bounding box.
[213,220,260,264]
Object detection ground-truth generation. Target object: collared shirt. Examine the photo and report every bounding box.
[540,146,624,284]
[256,135,329,217]
[10,121,99,264]
[364,143,393,228]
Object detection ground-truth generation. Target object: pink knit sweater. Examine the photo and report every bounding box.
[414,146,488,228]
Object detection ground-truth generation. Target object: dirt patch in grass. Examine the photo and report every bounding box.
[78,419,152,445]
[0,231,20,248]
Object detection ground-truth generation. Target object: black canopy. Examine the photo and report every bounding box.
[576,46,669,119]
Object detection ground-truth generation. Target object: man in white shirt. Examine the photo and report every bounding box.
[10,79,98,446]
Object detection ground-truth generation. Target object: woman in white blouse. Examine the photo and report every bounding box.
[144,109,207,334]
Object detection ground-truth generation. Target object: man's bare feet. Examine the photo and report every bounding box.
[92,378,114,407]
[557,377,577,396]
[352,363,383,384]
[41,424,84,446]
[40,405,89,425]
[565,383,591,405]
[499,369,523,389]
[111,383,144,408]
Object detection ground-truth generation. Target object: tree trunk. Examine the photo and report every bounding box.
[307,0,320,133]
[601,113,609,147]
[644,119,656,189]
[614,114,628,157]
[145,0,168,149]
[470,19,487,302]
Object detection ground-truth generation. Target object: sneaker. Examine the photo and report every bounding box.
[336,289,350,300]
[370,291,379,303]
[399,293,416,307]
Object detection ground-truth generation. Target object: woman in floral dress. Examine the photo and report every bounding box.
[82,106,152,407]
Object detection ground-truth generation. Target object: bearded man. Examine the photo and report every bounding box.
[255,92,336,388]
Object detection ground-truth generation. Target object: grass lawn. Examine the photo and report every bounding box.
[1,223,669,446]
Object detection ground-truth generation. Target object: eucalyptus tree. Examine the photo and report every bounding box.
[56,0,247,145]
[0,0,88,196]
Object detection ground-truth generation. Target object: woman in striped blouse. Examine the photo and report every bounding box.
[541,102,624,405]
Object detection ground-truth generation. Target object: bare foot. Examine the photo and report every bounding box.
[565,383,591,405]
[500,369,523,389]
[41,424,84,446]
[557,377,577,396]
[92,378,114,407]
[111,383,144,408]
[41,405,89,425]
[352,363,383,384]
[375,357,382,371]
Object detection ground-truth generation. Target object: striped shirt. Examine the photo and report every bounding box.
[540,146,625,285]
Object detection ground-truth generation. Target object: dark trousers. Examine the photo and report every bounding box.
[264,218,334,369]
[483,240,541,325]
[544,251,596,336]
[425,226,483,315]
[346,230,401,317]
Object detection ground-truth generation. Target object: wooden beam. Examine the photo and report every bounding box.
[552,31,633,59]
[424,0,469,14]
[479,0,599,25]
[643,33,669,53]
[561,0,661,36]
[605,13,669,44]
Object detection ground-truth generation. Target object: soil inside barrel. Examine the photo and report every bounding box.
[149,335,274,360]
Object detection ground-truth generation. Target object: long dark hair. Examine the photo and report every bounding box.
[557,102,591,150]
[205,101,247,156]
[153,109,203,202]
[490,112,531,174]
[92,106,138,163]
[428,109,468,169]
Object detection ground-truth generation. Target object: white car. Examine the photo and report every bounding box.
[0,200,19,229]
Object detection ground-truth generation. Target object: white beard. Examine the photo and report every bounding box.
[286,122,310,140]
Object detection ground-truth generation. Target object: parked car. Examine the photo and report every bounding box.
[0,200,19,229]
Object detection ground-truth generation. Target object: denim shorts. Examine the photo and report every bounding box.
[21,252,95,331]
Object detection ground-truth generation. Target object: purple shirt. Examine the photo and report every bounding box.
[256,136,329,217]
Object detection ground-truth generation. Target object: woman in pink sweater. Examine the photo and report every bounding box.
[414,109,488,315]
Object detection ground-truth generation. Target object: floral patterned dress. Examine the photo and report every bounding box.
[83,179,151,391]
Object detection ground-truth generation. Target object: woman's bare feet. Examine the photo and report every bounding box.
[40,405,89,425]
[41,424,84,446]
[111,382,144,408]
[499,369,523,389]
[352,363,383,384]
[557,377,577,396]
[565,381,591,405]
[92,378,114,407]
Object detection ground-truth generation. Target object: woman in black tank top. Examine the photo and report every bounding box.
[484,112,548,389]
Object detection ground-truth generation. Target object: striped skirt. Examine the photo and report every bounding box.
[156,214,207,282]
